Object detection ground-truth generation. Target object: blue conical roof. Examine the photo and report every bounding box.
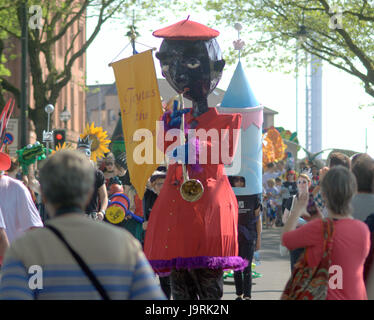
[220,61,259,108]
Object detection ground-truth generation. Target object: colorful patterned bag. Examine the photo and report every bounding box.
[281,218,335,300]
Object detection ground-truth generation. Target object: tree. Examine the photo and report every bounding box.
[204,0,374,100]
[0,0,152,142]
[0,0,20,107]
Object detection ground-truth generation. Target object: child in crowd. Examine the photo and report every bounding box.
[264,179,279,228]
[274,177,284,226]
[281,170,298,215]
[310,165,319,193]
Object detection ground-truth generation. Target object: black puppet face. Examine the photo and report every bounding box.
[156,39,225,102]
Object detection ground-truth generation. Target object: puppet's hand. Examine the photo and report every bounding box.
[168,101,190,128]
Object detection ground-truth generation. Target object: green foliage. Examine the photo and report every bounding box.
[203,0,374,98]
[0,0,170,140]
[0,54,10,77]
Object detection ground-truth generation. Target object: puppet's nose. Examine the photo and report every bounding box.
[176,73,187,82]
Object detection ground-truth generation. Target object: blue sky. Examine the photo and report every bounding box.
[86,12,374,160]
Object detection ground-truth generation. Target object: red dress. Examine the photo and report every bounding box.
[144,108,247,274]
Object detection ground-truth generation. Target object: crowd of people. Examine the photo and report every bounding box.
[0,147,170,300]
[262,152,374,299]
[2,15,374,301]
[0,148,374,300]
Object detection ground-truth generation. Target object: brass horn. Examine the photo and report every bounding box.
[178,94,204,202]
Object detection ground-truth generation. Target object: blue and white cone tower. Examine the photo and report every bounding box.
[218,23,263,197]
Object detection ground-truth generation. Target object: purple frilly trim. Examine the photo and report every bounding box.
[149,256,249,276]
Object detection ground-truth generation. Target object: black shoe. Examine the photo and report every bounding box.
[243,296,251,300]
[235,296,243,300]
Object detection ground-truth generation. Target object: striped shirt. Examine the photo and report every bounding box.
[0,214,165,300]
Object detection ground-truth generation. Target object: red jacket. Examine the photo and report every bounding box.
[144,108,246,274]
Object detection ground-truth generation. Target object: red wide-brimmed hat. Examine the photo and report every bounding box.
[153,16,220,40]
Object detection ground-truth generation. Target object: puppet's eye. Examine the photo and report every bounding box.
[161,65,169,72]
[187,60,200,69]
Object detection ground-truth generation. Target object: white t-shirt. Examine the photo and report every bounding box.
[0,207,5,229]
[0,175,43,243]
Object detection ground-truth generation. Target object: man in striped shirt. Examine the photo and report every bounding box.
[0,150,165,300]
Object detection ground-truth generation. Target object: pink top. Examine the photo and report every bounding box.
[282,218,370,300]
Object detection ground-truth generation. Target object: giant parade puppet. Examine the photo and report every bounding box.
[142,18,248,300]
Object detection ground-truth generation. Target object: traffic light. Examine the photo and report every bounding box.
[53,129,66,147]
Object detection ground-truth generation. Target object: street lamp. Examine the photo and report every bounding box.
[296,2,308,45]
[295,23,308,136]
[296,25,308,43]
[43,104,54,156]
[59,105,72,129]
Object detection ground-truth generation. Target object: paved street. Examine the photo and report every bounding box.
[222,226,291,300]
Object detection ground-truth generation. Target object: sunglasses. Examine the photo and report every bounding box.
[106,163,114,166]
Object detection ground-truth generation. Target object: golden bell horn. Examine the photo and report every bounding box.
[178,93,204,202]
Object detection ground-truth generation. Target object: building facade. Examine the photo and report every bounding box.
[2,8,86,154]
[87,79,279,138]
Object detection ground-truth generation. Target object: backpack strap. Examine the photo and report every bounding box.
[320,218,335,264]
[45,225,110,300]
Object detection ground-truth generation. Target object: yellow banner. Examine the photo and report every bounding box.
[111,50,163,199]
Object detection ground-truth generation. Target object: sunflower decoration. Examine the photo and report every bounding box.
[51,142,73,155]
[80,122,111,162]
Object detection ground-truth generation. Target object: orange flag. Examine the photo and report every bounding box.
[111,50,163,199]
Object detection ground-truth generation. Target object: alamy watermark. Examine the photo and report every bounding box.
[26,264,343,291]
[329,265,343,289]
[28,265,43,290]
[29,5,43,30]
[131,121,243,175]
[329,5,343,30]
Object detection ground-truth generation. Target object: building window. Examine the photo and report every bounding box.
[107,109,115,126]
[58,22,63,57]
[79,55,84,70]
[79,23,84,69]
[71,86,75,131]
[79,90,84,132]
[58,94,63,128]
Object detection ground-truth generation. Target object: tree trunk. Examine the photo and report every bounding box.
[29,94,52,143]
